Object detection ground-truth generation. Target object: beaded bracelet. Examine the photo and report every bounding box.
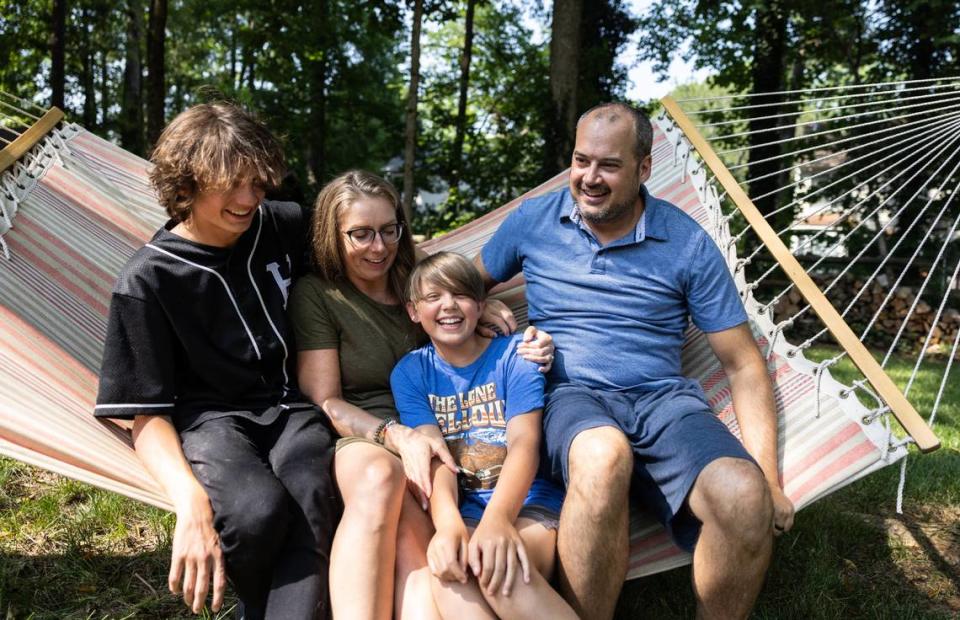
[374,417,398,445]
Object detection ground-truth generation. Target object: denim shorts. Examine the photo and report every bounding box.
[461,502,561,531]
[460,477,564,530]
[542,380,758,552]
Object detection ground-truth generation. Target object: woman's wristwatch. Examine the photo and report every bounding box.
[374,417,399,445]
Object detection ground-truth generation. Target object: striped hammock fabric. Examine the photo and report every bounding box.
[0,118,904,579]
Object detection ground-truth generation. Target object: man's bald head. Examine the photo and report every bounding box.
[577,102,653,163]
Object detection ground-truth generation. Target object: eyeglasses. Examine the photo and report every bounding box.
[343,223,403,248]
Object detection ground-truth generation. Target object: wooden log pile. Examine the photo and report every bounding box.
[772,278,960,356]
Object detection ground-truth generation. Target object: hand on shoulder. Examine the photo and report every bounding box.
[515,325,555,373]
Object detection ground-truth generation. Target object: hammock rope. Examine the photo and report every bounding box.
[734,115,960,265]
[716,100,960,156]
[696,87,960,129]
[744,114,960,201]
[710,94,960,142]
[664,78,958,513]
[723,109,960,176]
[677,75,960,103]
[750,123,960,309]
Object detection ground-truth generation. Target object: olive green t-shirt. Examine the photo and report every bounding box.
[289,274,427,419]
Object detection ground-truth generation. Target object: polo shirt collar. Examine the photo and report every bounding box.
[561,185,669,243]
[639,185,669,242]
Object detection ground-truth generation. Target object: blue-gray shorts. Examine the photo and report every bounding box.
[542,380,758,552]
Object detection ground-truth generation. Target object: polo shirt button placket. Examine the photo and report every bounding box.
[590,249,606,274]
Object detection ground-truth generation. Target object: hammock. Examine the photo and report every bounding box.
[0,80,950,579]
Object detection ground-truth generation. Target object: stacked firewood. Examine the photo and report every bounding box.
[771,279,960,355]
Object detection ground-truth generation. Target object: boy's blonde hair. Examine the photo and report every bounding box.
[149,102,285,222]
[407,251,486,304]
[310,170,416,303]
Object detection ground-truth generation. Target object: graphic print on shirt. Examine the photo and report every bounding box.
[265,255,293,307]
[429,380,507,491]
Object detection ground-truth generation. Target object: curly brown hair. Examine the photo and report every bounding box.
[149,102,285,222]
[310,170,416,302]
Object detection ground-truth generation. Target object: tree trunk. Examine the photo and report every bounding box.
[908,3,934,80]
[308,61,327,185]
[81,48,97,127]
[746,0,787,220]
[81,7,97,127]
[306,0,329,186]
[402,0,424,226]
[241,27,257,94]
[146,0,167,149]
[230,15,238,90]
[50,0,66,110]
[173,76,184,113]
[120,0,144,155]
[448,0,477,211]
[849,8,865,83]
[545,0,582,177]
[99,48,110,131]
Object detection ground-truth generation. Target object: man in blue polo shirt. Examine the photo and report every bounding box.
[474,102,795,620]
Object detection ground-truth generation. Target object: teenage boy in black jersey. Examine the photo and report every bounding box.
[95,103,336,619]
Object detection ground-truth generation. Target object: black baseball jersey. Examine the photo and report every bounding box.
[95,200,313,431]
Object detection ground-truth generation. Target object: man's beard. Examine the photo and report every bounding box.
[577,190,634,225]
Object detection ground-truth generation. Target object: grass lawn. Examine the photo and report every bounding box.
[1,348,957,619]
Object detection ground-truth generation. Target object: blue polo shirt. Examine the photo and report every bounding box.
[481,186,747,392]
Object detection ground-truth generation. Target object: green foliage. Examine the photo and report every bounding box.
[577,0,637,107]
[414,0,549,233]
[161,0,407,195]
[0,0,50,104]
[637,0,869,92]
[873,0,960,81]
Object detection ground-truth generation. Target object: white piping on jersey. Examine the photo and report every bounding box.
[94,402,175,409]
[145,243,264,360]
[246,209,291,398]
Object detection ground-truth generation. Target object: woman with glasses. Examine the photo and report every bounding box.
[289,170,552,620]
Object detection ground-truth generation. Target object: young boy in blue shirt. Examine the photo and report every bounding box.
[390,252,576,620]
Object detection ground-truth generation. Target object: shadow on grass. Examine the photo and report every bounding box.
[0,550,237,620]
[615,471,960,619]
[899,513,960,596]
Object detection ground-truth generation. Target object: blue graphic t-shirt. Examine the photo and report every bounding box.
[391,334,564,519]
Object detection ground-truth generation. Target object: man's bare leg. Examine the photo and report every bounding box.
[556,426,634,620]
[687,457,773,620]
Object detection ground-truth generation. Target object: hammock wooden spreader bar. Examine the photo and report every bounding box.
[661,96,941,453]
[0,107,64,174]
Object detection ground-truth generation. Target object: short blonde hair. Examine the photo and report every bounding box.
[149,102,285,222]
[407,251,486,304]
[310,170,416,302]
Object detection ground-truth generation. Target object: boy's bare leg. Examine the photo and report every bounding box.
[687,458,774,620]
[431,550,498,620]
[480,518,577,619]
[395,490,442,620]
[556,427,634,620]
[330,443,406,620]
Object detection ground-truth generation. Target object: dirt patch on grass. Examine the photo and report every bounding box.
[853,506,960,615]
